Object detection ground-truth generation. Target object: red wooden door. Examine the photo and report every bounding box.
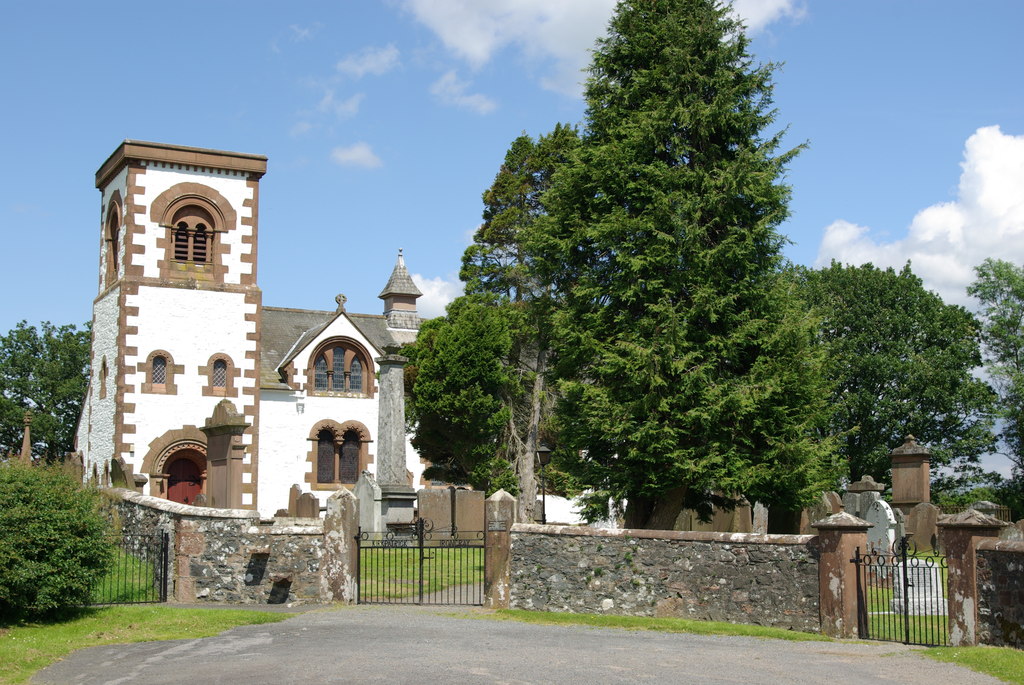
[167,456,202,504]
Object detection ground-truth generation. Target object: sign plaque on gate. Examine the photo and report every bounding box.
[487,519,507,532]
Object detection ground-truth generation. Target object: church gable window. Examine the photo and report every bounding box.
[307,338,373,398]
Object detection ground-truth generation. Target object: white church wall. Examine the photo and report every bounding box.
[131,165,255,284]
[123,286,256,499]
[80,287,119,480]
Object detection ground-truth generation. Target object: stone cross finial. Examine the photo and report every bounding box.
[335,293,347,312]
[20,410,32,464]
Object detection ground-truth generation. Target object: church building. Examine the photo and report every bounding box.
[75,140,428,516]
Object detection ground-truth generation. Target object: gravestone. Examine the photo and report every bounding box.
[752,502,769,534]
[418,487,485,535]
[800,492,837,534]
[288,484,302,516]
[295,492,320,518]
[891,563,946,615]
[354,470,383,532]
[843,475,886,519]
[906,502,941,551]
[865,499,897,554]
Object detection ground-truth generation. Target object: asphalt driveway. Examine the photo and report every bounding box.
[33,605,1001,684]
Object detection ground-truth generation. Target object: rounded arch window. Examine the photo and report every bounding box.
[309,340,372,396]
[170,204,215,263]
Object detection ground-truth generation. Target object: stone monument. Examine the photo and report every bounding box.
[890,435,931,514]
[865,499,897,554]
[843,475,886,519]
[354,470,383,532]
[375,347,416,525]
[200,399,250,509]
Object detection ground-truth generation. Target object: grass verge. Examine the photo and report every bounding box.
[924,646,1024,684]
[0,605,288,685]
[486,609,830,642]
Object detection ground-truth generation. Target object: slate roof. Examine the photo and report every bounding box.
[260,306,420,390]
[378,251,423,298]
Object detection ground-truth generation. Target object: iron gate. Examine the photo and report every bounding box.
[89,532,170,605]
[853,536,949,646]
[356,518,485,605]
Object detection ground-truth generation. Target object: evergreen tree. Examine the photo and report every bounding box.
[533,0,836,528]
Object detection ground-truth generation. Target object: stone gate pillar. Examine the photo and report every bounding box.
[812,511,872,639]
[484,489,516,609]
[322,487,360,603]
[200,400,250,509]
[938,509,1006,646]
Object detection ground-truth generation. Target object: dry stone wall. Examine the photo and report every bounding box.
[509,524,820,632]
[977,540,1024,648]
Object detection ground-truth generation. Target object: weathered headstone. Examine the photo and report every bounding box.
[354,470,382,532]
[906,502,941,551]
[824,491,843,514]
[800,493,836,534]
[288,484,302,517]
[843,475,886,519]
[892,563,946,615]
[295,492,320,518]
[865,499,897,553]
[418,486,484,535]
[752,502,768,535]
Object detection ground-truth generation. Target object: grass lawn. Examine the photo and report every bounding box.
[925,646,1024,684]
[359,546,483,601]
[0,605,288,685]
[90,547,163,605]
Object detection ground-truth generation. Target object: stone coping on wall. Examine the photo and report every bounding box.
[103,488,259,519]
[977,538,1024,553]
[253,525,324,535]
[511,523,815,546]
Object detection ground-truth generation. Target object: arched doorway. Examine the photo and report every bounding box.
[166,450,205,504]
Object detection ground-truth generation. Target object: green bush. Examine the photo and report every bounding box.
[0,462,113,619]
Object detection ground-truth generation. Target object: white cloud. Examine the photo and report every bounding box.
[330,142,383,169]
[336,44,401,78]
[289,23,321,42]
[405,0,802,97]
[317,90,365,119]
[289,121,313,137]
[730,0,805,33]
[815,125,1024,306]
[411,273,464,318]
[429,70,496,114]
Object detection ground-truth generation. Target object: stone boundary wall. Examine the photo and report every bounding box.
[509,524,821,633]
[976,539,1024,648]
[104,488,325,605]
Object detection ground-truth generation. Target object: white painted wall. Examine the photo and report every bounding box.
[131,164,254,284]
[123,286,256,502]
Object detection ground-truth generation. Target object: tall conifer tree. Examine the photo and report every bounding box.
[534,0,836,527]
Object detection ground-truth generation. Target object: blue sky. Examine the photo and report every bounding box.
[2,2,1022,469]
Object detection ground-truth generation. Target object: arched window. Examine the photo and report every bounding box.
[212,359,227,387]
[308,340,372,396]
[99,357,108,399]
[152,356,167,386]
[349,358,362,393]
[106,213,119,285]
[316,429,335,483]
[170,205,215,263]
[339,430,360,483]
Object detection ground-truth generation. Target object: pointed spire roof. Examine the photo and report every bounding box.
[378,249,422,299]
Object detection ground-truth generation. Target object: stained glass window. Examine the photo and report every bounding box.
[348,358,362,393]
[314,356,328,391]
[332,349,346,391]
[339,430,360,483]
[316,429,335,483]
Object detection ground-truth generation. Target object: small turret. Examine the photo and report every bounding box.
[378,249,422,331]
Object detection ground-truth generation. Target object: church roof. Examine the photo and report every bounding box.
[377,250,423,299]
[260,306,419,390]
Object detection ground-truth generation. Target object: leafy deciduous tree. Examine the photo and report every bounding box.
[796,262,996,487]
[0,321,91,462]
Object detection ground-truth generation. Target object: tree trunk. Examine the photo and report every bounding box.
[515,346,548,522]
